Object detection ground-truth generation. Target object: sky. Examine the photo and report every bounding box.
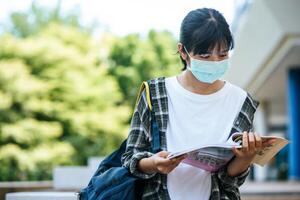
[0,0,237,38]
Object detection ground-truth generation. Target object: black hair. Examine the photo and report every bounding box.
[179,8,234,70]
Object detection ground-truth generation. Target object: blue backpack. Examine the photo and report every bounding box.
[79,81,160,200]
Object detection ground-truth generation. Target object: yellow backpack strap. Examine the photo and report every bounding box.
[135,81,152,111]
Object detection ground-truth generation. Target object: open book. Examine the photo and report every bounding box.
[167,133,289,172]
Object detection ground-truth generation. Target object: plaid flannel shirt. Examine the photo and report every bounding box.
[121,77,259,200]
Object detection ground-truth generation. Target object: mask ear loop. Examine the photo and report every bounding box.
[183,46,192,70]
[183,46,192,58]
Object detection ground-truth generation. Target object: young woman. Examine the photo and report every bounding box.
[122,8,271,200]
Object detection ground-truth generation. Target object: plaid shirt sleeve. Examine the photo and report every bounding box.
[217,165,250,190]
[211,167,250,200]
[121,90,157,179]
[212,148,250,199]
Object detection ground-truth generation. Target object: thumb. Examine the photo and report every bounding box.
[157,151,170,158]
[232,147,242,157]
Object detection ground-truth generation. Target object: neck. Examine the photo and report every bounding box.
[177,70,225,95]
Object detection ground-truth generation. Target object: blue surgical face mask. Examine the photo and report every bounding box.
[184,47,230,84]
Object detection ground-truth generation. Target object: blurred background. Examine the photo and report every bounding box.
[0,0,300,199]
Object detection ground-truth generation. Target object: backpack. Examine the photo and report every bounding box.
[78,81,160,200]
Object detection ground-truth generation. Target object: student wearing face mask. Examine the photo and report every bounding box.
[122,8,268,200]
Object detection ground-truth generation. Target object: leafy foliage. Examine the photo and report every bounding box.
[108,30,181,107]
[0,2,181,181]
[0,25,130,180]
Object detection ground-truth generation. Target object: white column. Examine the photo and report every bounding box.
[253,103,268,181]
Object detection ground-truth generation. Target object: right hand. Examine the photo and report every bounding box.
[232,132,276,162]
[150,151,187,174]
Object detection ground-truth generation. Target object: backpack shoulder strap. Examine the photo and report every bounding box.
[134,80,162,153]
[135,81,152,111]
[147,77,168,153]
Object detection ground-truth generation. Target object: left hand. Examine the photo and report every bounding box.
[232,131,275,162]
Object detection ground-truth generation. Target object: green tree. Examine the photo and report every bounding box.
[108,30,182,108]
[0,24,129,181]
[0,1,183,181]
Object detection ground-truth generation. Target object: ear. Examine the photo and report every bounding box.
[177,43,188,60]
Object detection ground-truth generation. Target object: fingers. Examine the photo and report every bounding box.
[157,151,170,158]
[242,132,249,152]
[169,155,187,172]
[157,159,180,174]
[234,132,263,159]
[248,132,255,153]
[254,132,262,150]
[169,154,186,166]
[154,151,187,174]
[170,154,187,162]
[242,132,263,153]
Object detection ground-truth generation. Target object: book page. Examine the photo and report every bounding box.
[167,142,241,172]
[167,134,289,171]
[252,136,289,166]
[167,143,240,160]
[182,146,235,172]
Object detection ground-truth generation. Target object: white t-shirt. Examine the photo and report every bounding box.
[165,76,247,200]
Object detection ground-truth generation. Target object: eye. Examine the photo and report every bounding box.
[219,52,229,57]
[220,54,228,57]
[199,54,210,59]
